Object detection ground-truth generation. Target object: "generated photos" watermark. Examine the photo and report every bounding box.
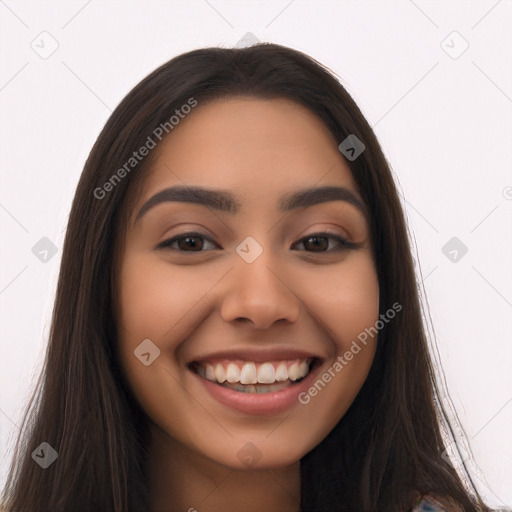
[298,302,402,405]
[93,97,198,200]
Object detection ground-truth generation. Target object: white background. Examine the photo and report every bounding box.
[1,0,511,507]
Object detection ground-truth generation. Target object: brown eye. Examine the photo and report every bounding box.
[303,235,329,252]
[156,232,218,252]
[292,232,356,253]
[177,235,204,251]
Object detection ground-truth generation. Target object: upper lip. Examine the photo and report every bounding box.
[189,347,324,365]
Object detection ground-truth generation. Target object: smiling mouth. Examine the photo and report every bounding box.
[188,358,320,394]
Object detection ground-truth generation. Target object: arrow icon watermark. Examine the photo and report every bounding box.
[134,339,161,366]
[338,134,365,161]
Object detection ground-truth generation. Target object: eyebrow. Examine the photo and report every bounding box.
[134,185,366,223]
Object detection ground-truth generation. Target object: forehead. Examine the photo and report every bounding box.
[134,97,358,214]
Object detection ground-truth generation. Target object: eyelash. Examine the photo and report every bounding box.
[155,231,357,253]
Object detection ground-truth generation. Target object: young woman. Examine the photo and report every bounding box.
[1,43,491,512]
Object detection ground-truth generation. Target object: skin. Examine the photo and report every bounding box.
[115,97,380,512]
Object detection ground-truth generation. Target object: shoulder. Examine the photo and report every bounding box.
[412,494,461,512]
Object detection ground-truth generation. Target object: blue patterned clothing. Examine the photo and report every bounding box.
[412,495,449,511]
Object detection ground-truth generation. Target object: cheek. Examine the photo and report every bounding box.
[117,253,212,340]
[294,251,380,343]
[115,253,192,389]
[115,252,231,404]
[114,253,214,439]
[290,252,380,431]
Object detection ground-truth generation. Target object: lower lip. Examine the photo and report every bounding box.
[191,362,322,415]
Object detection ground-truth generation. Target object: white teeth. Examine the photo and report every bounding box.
[197,358,312,386]
[275,362,288,382]
[240,363,257,384]
[205,363,215,381]
[288,361,301,381]
[298,360,309,378]
[257,363,275,384]
[214,364,226,383]
[226,363,240,383]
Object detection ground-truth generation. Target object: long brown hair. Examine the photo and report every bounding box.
[1,43,490,512]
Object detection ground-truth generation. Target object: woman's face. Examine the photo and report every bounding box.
[116,97,379,470]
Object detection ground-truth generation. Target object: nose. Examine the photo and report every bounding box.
[220,252,301,330]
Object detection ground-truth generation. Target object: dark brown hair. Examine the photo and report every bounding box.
[1,43,490,512]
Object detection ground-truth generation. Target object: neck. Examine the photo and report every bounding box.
[147,424,301,512]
